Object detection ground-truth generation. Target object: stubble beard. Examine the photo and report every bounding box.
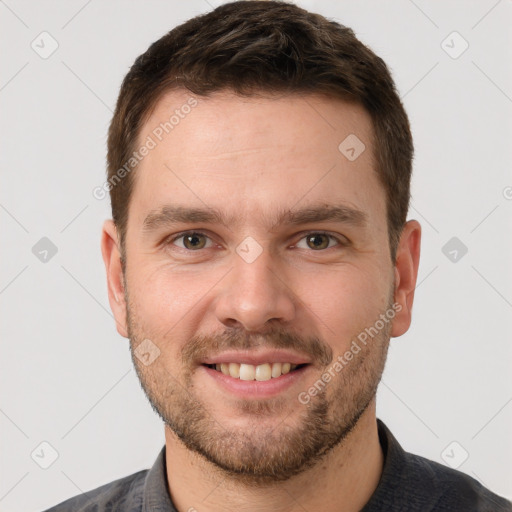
[125,285,392,485]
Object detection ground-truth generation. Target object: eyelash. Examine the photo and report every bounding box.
[165,230,347,252]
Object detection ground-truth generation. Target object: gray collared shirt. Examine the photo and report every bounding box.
[42,445,176,512]
[43,419,512,511]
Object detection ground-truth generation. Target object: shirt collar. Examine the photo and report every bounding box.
[360,418,406,510]
[142,445,177,512]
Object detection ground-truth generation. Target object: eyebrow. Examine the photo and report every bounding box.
[142,203,369,234]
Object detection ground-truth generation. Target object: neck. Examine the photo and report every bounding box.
[164,399,384,512]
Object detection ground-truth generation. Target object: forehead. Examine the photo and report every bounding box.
[129,89,385,235]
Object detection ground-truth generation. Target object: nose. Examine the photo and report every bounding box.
[213,247,296,332]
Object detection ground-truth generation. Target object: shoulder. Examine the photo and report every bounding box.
[367,420,512,512]
[402,450,512,511]
[41,468,148,512]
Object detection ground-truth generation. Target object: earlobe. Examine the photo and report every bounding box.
[101,219,129,338]
[390,220,421,338]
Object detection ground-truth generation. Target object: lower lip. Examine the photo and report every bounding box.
[201,365,310,399]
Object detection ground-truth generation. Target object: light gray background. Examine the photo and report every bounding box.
[1,1,511,510]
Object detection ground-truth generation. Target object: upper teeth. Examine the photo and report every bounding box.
[212,362,299,381]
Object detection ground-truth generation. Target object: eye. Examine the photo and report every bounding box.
[170,231,213,250]
[165,230,345,253]
[295,232,342,251]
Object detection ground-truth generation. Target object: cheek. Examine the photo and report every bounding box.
[127,263,219,336]
[303,266,390,349]
[125,273,195,368]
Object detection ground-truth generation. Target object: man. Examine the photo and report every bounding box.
[45,1,512,510]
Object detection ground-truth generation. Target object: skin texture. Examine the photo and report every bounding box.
[101,90,421,512]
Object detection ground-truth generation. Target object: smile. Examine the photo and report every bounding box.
[204,362,307,381]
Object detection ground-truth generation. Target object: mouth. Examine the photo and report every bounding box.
[203,362,309,381]
[201,361,311,400]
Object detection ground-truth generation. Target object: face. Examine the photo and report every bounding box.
[105,90,415,484]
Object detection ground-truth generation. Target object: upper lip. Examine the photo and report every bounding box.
[201,349,312,366]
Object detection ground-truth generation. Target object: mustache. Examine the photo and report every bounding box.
[181,326,333,367]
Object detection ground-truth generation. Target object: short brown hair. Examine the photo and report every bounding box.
[107,0,413,265]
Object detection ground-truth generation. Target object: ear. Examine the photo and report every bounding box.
[391,220,421,338]
[101,219,129,338]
